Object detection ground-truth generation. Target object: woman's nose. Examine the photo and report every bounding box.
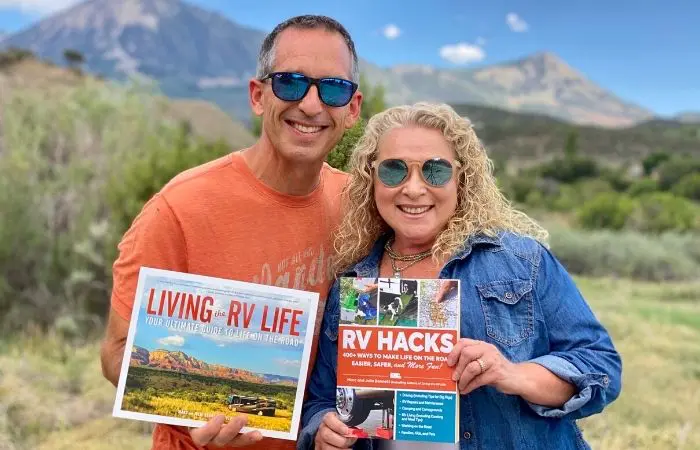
[401,168,427,197]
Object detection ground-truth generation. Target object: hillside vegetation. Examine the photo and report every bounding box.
[450,103,700,165]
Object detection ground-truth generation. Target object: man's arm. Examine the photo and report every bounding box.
[101,306,130,387]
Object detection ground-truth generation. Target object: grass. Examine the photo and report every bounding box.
[1,277,698,449]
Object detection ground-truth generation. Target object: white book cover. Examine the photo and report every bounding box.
[112,267,319,440]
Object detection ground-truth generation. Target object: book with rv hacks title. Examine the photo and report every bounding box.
[336,276,461,443]
[112,267,319,440]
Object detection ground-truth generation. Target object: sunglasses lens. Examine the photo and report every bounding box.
[319,78,355,106]
[423,159,454,186]
[271,73,308,101]
[378,159,408,187]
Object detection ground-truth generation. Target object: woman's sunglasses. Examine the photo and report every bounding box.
[372,158,461,187]
[259,72,358,107]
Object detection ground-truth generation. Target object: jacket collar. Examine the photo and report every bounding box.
[344,231,503,278]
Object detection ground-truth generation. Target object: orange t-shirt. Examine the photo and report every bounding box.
[111,151,348,450]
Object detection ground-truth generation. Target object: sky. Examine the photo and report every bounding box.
[0,0,697,117]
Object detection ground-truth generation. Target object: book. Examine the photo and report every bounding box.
[112,267,319,440]
[336,277,460,443]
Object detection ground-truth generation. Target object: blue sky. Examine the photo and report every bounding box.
[0,0,697,116]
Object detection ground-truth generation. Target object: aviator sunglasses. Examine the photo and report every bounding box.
[372,158,461,187]
[260,72,358,107]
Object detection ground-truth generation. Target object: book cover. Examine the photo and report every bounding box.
[112,267,319,440]
[336,277,460,443]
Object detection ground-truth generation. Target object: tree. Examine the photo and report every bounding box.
[63,49,84,71]
[359,73,387,121]
[642,151,671,176]
[250,114,262,137]
[564,129,578,159]
[325,74,388,171]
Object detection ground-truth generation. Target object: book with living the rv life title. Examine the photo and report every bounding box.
[336,277,461,443]
[112,267,319,440]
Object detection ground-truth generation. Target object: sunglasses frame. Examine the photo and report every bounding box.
[259,71,359,107]
[371,157,462,188]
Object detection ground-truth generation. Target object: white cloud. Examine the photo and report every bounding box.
[382,24,401,40]
[476,36,486,46]
[439,43,485,65]
[0,0,78,14]
[276,359,301,367]
[158,335,185,347]
[506,13,529,32]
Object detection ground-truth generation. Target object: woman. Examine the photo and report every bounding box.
[298,103,621,450]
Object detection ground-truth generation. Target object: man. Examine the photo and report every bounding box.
[100,15,363,449]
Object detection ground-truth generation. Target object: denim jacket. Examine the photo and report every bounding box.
[298,231,622,450]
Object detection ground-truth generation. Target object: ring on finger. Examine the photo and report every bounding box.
[476,357,487,374]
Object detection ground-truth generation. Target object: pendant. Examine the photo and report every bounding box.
[393,270,401,278]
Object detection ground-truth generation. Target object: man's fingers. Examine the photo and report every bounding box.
[190,415,226,446]
[224,430,264,448]
[210,416,249,447]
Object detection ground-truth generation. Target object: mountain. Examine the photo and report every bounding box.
[675,112,700,123]
[377,52,654,128]
[1,0,655,127]
[130,346,298,384]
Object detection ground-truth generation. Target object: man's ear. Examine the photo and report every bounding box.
[344,91,364,129]
[249,78,265,116]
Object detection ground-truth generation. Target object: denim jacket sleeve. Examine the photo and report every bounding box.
[298,280,341,450]
[525,244,622,419]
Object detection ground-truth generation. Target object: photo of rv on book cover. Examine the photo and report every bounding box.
[112,267,319,440]
[337,277,460,443]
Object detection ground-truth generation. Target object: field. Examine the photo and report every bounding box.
[119,366,294,432]
[1,276,698,449]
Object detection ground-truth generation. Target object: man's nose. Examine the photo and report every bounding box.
[297,85,324,116]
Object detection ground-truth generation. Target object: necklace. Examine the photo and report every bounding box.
[384,238,432,278]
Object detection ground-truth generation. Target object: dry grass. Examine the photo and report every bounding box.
[1,277,698,449]
[0,58,254,148]
[577,278,700,449]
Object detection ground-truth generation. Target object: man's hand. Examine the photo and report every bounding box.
[314,412,357,450]
[190,415,263,448]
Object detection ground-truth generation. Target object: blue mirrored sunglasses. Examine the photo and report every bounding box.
[260,72,358,107]
[372,158,461,187]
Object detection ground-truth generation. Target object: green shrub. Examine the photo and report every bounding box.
[552,179,614,212]
[539,156,599,183]
[548,226,700,282]
[0,81,242,332]
[672,173,700,201]
[626,192,700,233]
[627,178,659,197]
[656,156,700,190]
[325,119,365,172]
[576,192,636,230]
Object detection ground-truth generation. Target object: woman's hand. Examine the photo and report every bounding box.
[446,338,521,396]
[314,412,358,450]
[446,338,577,407]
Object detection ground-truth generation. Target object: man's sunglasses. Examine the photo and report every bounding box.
[372,158,461,187]
[260,72,358,107]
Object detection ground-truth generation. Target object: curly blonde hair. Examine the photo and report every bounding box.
[333,102,549,273]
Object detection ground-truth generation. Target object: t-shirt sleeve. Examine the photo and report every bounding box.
[110,194,188,321]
